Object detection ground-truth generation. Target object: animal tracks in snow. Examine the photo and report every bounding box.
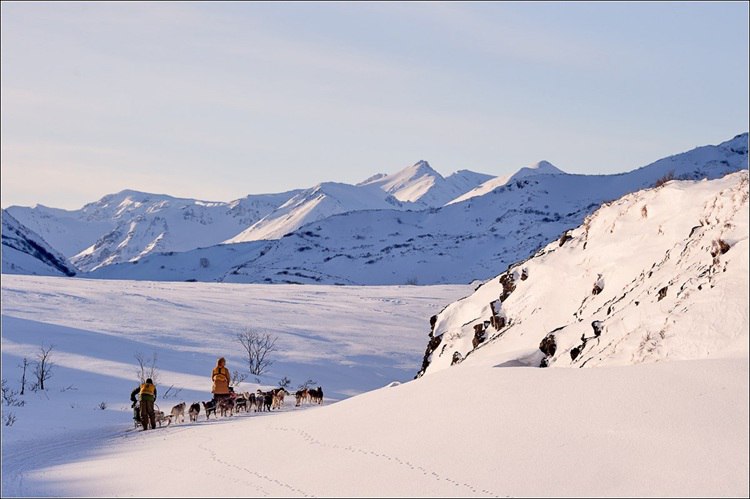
[268,425,501,497]
[194,434,313,497]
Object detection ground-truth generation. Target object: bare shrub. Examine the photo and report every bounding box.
[2,379,25,407]
[237,330,278,376]
[33,344,55,390]
[4,412,16,427]
[230,370,248,388]
[161,385,183,400]
[653,170,675,188]
[134,352,159,384]
[297,378,318,391]
[19,358,30,395]
[98,401,107,410]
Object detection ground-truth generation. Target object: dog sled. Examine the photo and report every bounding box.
[132,401,170,429]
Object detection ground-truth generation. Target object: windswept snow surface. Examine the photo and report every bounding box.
[1,273,748,496]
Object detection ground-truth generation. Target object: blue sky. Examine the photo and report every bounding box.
[2,1,748,209]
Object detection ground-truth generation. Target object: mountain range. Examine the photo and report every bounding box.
[3,133,748,284]
[1,166,747,497]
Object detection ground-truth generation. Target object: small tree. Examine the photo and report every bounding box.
[2,378,24,407]
[278,376,292,390]
[297,378,318,391]
[231,370,248,388]
[236,330,278,376]
[134,352,160,384]
[33,344,55,391]
[19,357,29,395]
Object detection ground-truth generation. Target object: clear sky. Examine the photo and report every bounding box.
[2,1,748,210]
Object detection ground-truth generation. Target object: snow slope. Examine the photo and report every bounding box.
[1,210,77,277]
[421,170,749,376]
[224,182,405,243]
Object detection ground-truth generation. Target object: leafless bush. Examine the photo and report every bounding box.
[278,376,292,390]
[19,358,30,395]
[653,170,675,188]
[4,412,17,427]
[134,352,160,384]
[98,401,107,410]
[33,344,55,390]
[297,378,318,391]
[2,379,25,407]
[161,384,183,400]
[231,370,248,388]
[237,330,278,376]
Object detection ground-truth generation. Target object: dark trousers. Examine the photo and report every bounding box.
[140,398,156,430]
[213,393,230,403]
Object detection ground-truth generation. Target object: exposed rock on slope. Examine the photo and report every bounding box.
[418,170,749,376]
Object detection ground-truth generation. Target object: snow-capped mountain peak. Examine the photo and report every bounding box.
[360,160,492,206]
[447,160,565,205]
[360,160,442,203]
[508,160,565,181]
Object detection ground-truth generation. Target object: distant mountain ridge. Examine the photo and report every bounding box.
[1,210,77,277]
[4,133,748,283]
[7,189,302,272]
[6,160,495,272]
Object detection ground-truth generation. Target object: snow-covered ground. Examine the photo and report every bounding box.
[1,276,747,497]
[1,172,748,497]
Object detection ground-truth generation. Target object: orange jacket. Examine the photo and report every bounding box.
[212,359,230,395]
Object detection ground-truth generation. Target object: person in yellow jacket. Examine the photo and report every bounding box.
[211,357,231,402]
[130,378,157,430]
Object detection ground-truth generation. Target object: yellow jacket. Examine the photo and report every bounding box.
[139,382,156,402]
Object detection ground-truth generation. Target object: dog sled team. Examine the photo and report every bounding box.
[130,357,323,431]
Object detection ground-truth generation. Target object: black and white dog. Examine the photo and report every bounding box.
[188,402,201,422]
[202,399,217,420]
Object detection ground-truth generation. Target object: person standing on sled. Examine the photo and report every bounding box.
[131,378,157,430]
[211,357,231,403]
